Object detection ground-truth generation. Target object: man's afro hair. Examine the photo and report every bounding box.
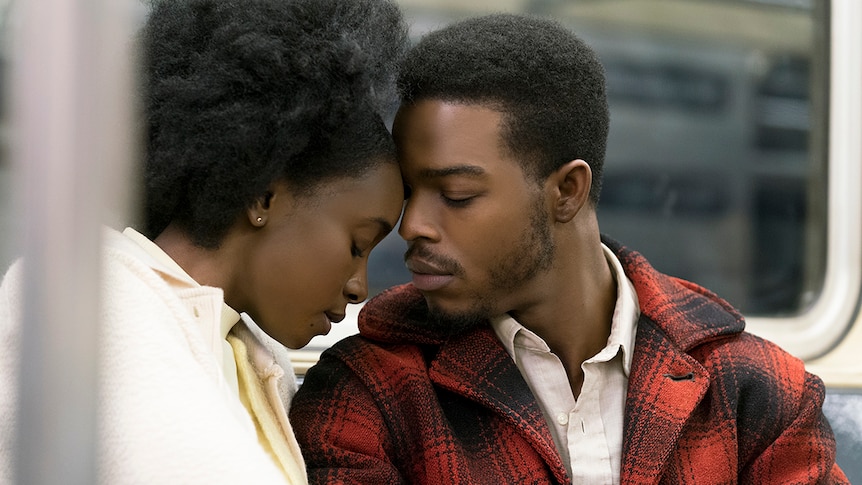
[398,13,608,204]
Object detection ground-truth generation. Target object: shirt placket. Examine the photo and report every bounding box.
[568,360,613,484]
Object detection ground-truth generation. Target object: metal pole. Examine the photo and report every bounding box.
[9,0,137,482]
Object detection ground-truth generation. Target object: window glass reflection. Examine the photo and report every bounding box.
[367,0,827,317]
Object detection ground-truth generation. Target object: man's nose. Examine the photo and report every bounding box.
[398,195,439,243]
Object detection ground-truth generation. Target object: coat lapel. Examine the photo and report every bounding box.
[605,235,743,484]
[430,327,570,483]
[620,318,710,485]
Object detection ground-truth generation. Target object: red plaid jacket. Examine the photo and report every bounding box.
[291,239,847,484]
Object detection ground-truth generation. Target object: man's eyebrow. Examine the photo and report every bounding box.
[418,165,486,179]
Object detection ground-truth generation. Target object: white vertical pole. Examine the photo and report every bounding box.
[9,0,137,482]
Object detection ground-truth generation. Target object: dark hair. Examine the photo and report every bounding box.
[398,13,609,204]
[140,0,408,247]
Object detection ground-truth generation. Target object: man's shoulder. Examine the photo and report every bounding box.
[605,236,741,312]
[603,236,746,347]
[698,326,807,381]
[300,328,438,407]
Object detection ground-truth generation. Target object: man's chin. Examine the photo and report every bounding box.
[422,304,490,337]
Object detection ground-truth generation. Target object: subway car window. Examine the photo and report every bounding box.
[371,0,829,316]
[0,1,840,350]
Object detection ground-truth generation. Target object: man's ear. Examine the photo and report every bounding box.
[248,191,275,227]
[548,159,592,223]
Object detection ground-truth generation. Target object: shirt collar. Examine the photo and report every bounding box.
[121,227,241,338]
[491,243,639,376]
[601,243,639,376]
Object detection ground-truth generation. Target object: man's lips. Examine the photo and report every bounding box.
[405,257,447,276]
[405,258,455,292]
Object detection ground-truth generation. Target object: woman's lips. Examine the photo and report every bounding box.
[325,312,346,324]
[316,312,344,336]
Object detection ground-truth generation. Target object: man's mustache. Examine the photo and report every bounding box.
[404,244,463,276]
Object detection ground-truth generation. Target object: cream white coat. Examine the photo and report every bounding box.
[0,228,306,484]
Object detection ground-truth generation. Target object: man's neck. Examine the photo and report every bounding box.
[509,235,617,399]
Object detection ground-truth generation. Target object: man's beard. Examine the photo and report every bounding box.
[422,195,555,337]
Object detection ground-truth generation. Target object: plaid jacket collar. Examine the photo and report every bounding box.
[360,236,746,484]
[621,317,712,484]
[362,236,744,349]
[430,326,570,482]
[608,235,745,484]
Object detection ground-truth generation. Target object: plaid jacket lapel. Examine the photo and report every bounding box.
[607,235,742,484]
[620,318,710,485]
[430,327,570,483]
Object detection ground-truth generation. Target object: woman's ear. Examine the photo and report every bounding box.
[248,191,274,227]
[548,159,592,223]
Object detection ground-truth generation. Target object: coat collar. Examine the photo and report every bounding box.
[603,236,744,484]
[602,235,745,352]
[360,286,569,482]
[620,317,711,485]
[430,326,570,483]
[360,237,747,485]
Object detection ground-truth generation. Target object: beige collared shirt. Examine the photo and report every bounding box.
[491,244,639,484]
[122,227,241,394]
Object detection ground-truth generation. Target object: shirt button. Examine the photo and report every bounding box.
[556,413,568,425]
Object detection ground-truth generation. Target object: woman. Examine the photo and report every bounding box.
[0,0,407,483]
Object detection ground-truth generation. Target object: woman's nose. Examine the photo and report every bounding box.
[344,267,369,303]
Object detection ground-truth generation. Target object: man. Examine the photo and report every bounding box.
[290,13,847,484]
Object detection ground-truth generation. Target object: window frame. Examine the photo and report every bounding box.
[746,0,862,360]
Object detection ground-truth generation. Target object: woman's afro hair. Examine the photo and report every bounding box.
[140,0,408,247]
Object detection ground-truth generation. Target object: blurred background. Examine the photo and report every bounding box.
[365,0,827,319]
[0,0,827,317]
